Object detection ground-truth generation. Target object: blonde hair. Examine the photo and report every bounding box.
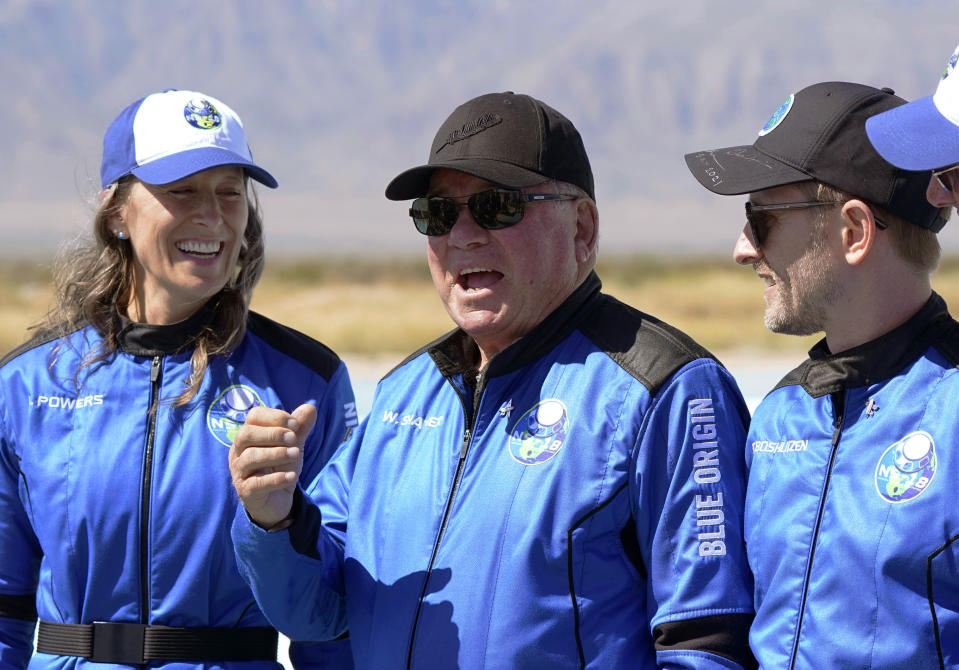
[802,182,942,274]
[31,175,265,406]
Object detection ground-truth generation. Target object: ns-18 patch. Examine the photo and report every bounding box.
[508,399,570,466]
[184,98,223,130]
[874,430,937,503]
[207,384,263,447]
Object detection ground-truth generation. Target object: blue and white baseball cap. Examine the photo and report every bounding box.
[100,89,278,189]
[866,44,959,171]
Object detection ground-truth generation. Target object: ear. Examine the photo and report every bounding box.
[839,199,880,266]
[102,188,128,236]
[573,198,599,265]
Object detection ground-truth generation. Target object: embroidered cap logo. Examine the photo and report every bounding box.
[758,94,794,137]
[183,98,223,130]
[435,112,503,153]
[941,49,958,81]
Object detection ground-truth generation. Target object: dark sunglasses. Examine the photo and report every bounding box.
[932,163,959,193]
[409,188,577,236]
[743,199,887,249]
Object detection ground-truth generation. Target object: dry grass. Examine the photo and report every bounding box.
[4,254,959,361]
[0,260,57,355]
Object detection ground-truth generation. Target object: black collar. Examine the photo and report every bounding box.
[115,298,219,357]
[776,292,959,398]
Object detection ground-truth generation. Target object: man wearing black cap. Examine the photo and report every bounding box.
[686,82,959,669]
[229,92,757,669]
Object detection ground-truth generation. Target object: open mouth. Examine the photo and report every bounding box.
[457,267,503,293]
[755,264,776,288]
[176,240,223,258]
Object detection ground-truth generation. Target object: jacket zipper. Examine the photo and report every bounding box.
[406,372,481,669]
[139,355,162,624]
[789,389,845,669]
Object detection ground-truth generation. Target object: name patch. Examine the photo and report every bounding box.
[32,394,104,410]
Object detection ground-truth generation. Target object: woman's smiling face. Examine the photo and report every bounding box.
[113,166,249,324]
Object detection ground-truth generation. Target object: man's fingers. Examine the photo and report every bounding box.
[228,404,311,528]
[291,403,318,441]
[234,444,301,477]
[233,421,297,454]
[234,468,297,492]
[232,404,317,455]
[245,405,296,427]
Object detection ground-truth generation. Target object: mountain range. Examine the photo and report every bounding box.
[2,0,956,256]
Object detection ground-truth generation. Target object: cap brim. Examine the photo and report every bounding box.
[385,158,549,200]
[684,145,812,196]
[132,147,278,188]
[865,94,959,171]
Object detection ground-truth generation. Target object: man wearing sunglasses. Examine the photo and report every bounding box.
[686,81,957,669]
[867,43,959,213]
[230,92,756,669]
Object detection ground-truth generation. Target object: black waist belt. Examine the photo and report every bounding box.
[36,620,278,664]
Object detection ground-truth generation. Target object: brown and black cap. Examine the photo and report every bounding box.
[385,91,594,201]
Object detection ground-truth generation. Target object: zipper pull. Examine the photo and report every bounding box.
[150,356,161,383]
[460,428,471,459]
[830,390,845,447]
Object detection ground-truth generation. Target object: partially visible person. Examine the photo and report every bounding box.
[686,81,957,668]
[867,43,959,211]
[230,91,757,669]
[0,89,357,670]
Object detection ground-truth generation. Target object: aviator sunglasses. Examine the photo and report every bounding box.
[932,163,959,193]
[744,199,886,250]
[409,188,577,236]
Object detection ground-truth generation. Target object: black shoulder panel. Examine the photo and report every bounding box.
[382,327,474,382]
[770,359,811,394]
[246,312,341,381]
[932,318,959,368]
[0,328,70,370]
[382,330,452,382]
[579,294,717,395]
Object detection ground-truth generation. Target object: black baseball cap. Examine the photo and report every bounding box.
[684,82,945,231]
[385,91,595,201]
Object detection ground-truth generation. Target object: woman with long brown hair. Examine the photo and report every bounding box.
[0,89,356,670]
